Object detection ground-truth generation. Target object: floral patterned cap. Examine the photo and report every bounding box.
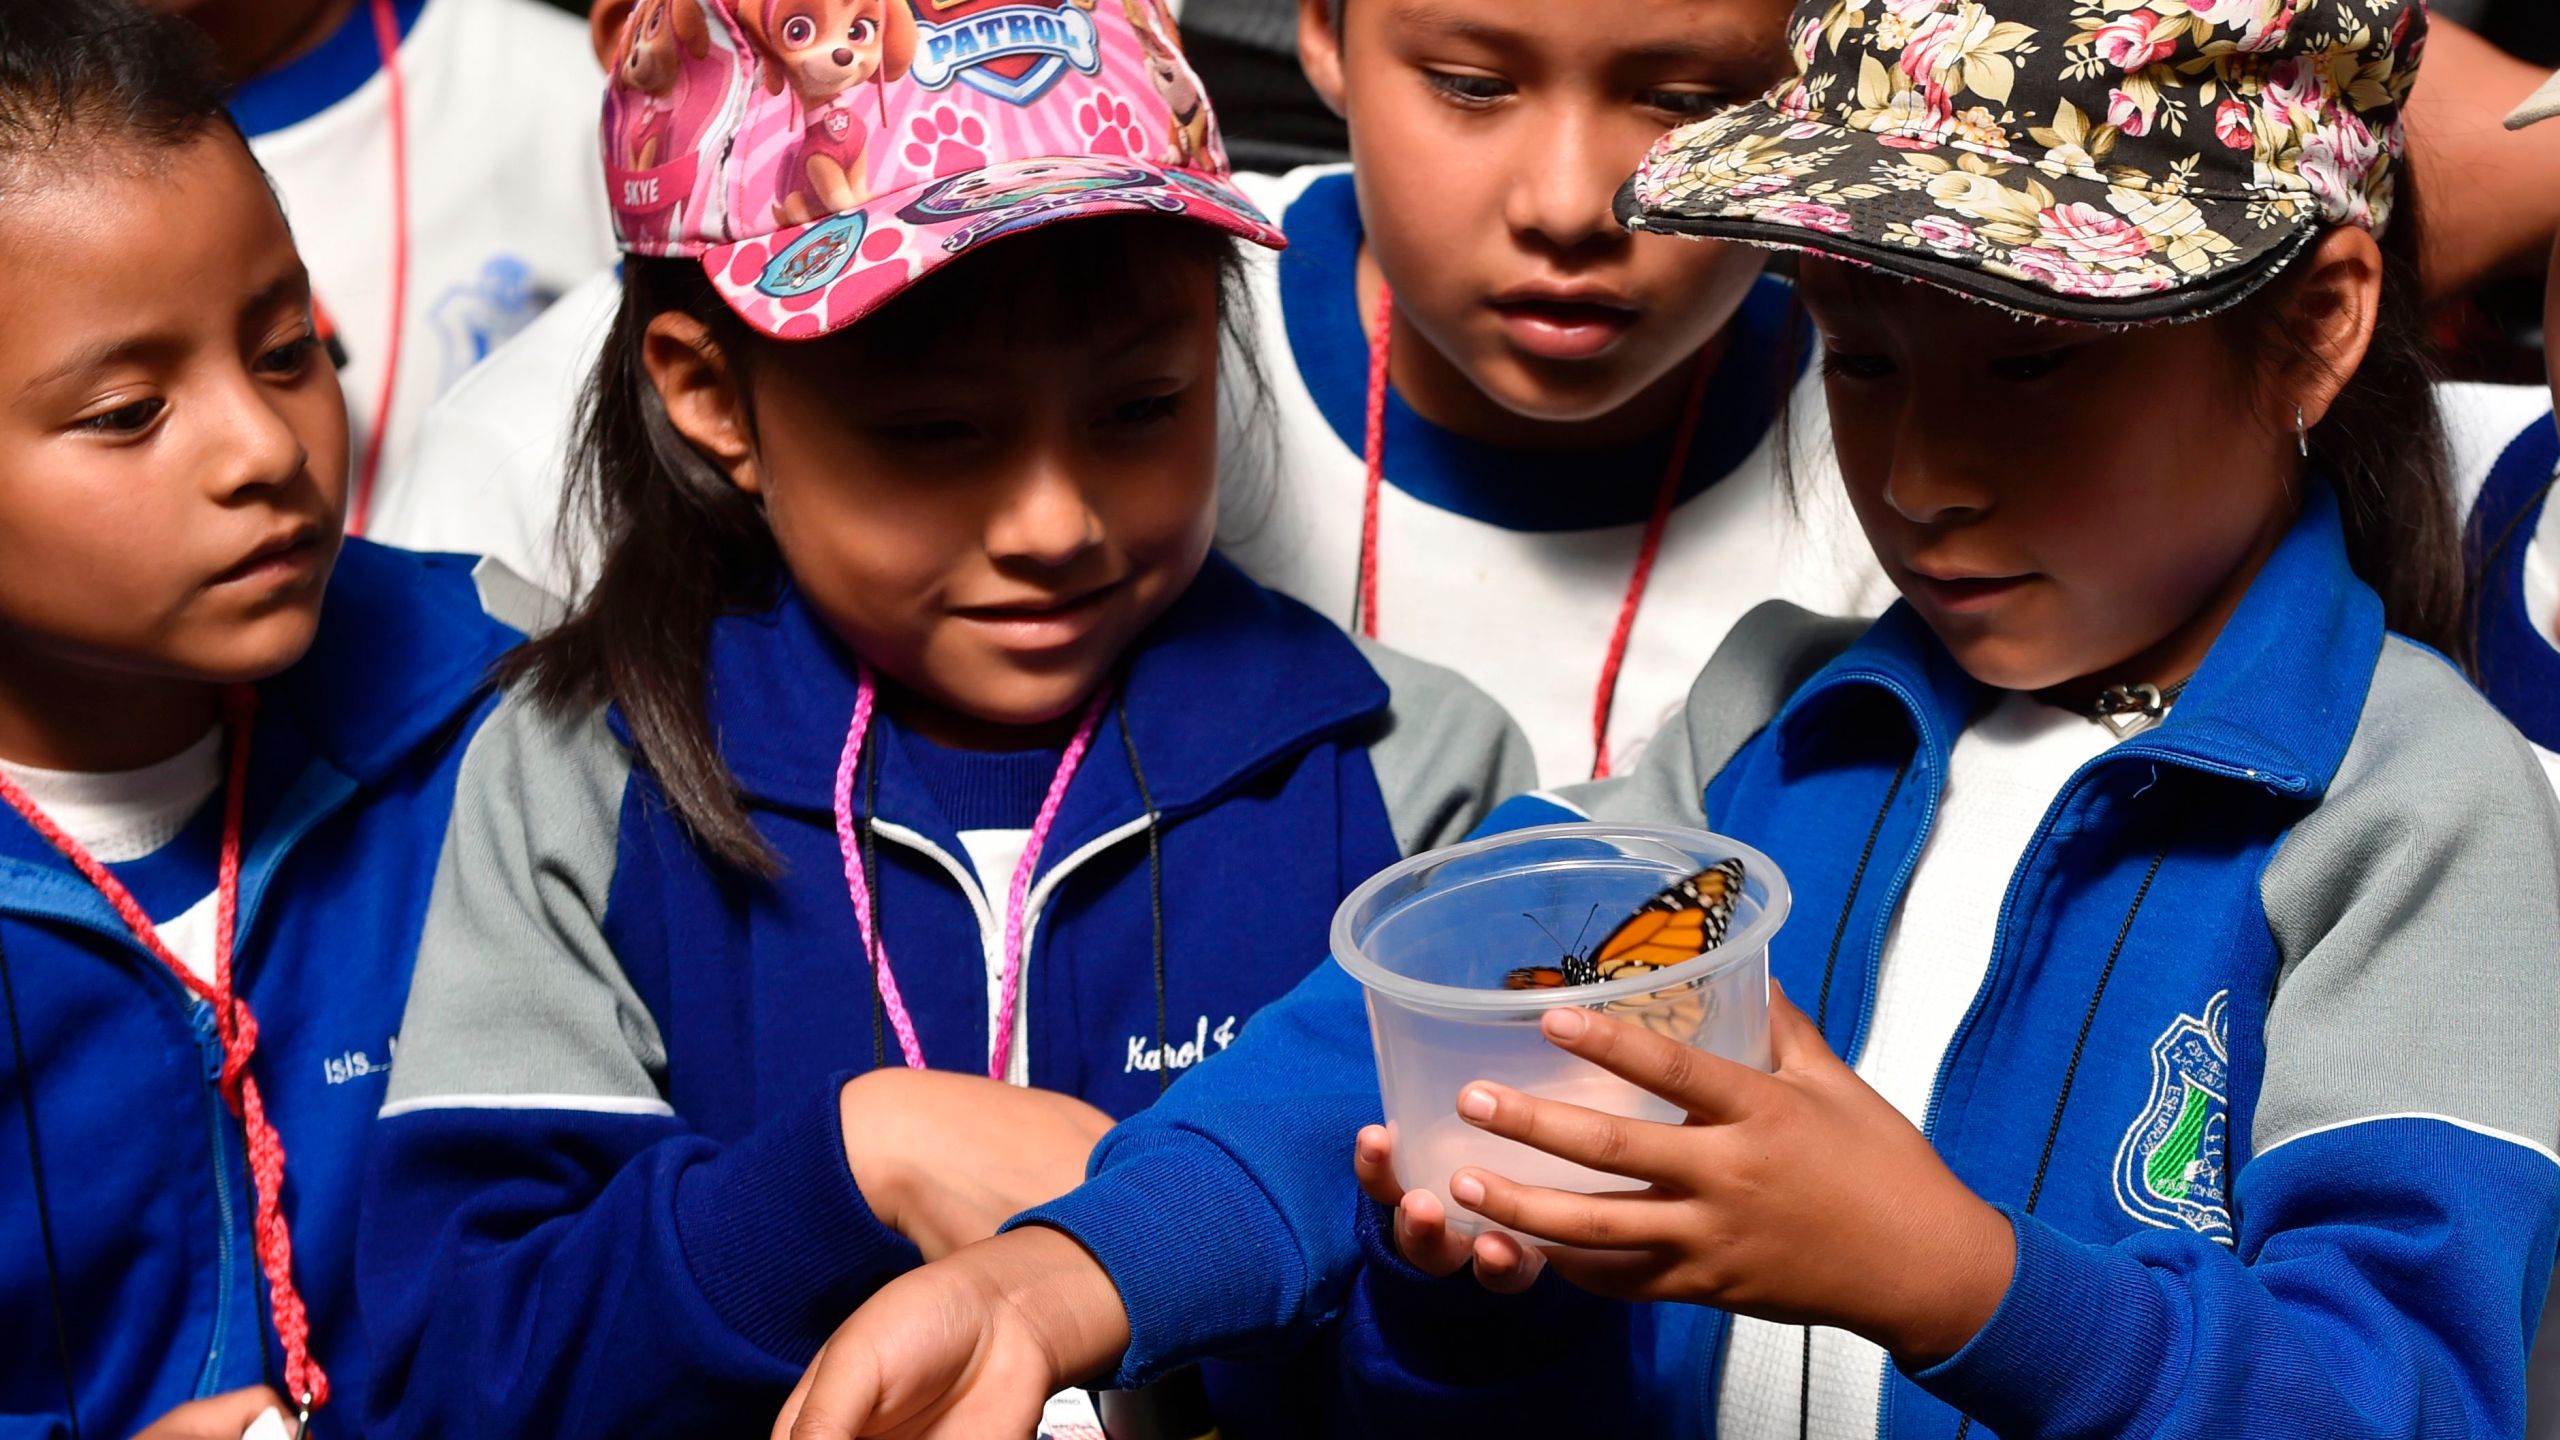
[599,0,1283,340]
[1619,0,2427,323]
[2508,69,2560,130]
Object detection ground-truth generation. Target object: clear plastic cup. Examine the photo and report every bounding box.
[1333,822,1789,1238]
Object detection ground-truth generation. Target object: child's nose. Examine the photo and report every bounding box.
[1882,449,1996,526]
[210,384,310,499]
[1506,110,1624,253]
[987,467,1105,569]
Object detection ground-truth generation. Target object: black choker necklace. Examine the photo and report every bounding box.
[2079,678,2190,738]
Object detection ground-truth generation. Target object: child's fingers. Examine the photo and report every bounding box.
[1538,1243,1683,1302]
[1454,1081,1685,1185]
[1450,1167,1661,1252]
[1393,1186,1477,1276]
[1538,1006,1767,1120]
[1353,1124,1404,1208]
[770,1364,818,1440]
[1466,1228,1547,1294]
[1766,983,1845,1074]
[778,1335,881,1440]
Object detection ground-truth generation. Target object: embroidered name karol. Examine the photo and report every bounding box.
[1126,1014,1237,1073]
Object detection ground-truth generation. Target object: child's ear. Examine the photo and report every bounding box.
[2276,226,2384,433]
[1298,0,1347,119]
[591,0,641,70]
[643,313,764,495]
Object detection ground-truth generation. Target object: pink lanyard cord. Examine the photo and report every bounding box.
[831,664,1112,1078]
[1356,283,1715,780]
[0,689,329,1415]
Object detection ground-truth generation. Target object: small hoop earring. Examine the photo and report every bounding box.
[2295,405,2310,459]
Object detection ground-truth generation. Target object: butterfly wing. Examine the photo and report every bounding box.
[1592,859,1745,971]
[1502,965,1574,990]
[1587,859,1747,1038]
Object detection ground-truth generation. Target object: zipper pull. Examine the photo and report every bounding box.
[189,996,225,1082]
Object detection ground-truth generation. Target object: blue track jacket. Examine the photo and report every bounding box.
[0,541,520,1440]
[1020,488,2560,1437]
[358,554,1530,1436]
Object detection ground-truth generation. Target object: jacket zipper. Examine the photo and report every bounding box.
[1910,740,2288,1145]
[3,762,352,1408]
[866,815,1153,1082]
[1699,674,1950,1439]
[1840,677,1945,1071]
[188,993,240,1399]
[1886,741,2288,1438]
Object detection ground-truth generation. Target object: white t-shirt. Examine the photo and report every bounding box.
[1220,166,1892,784]
[1718,693,2120,1440]
[237,0,615,524]
[0,731,226,986]
[370,263,621,597]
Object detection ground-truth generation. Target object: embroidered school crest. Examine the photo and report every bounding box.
[2112,990,2233,1244]
[910,0,1102,105]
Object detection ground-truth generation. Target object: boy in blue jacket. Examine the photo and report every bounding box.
[779,1,2560,1436]
[0,5,524,1436]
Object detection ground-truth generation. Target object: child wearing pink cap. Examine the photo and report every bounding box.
[357,4,1528,1435]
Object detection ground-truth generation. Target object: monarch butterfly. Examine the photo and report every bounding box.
[1503,858,1747,1038]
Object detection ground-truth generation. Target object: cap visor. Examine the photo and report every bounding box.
[703,159,1285,342]
[1619,106,2321,326]
[2506,70,2560,131]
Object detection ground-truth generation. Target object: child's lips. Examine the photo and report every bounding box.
[1488,293,1639,362]
[1909,571,2038,614]
[950,581,1123,651]
[209,526,326,591]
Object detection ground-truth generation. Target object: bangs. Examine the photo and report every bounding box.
[843,214,1240,358]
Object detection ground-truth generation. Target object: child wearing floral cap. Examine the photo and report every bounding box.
[775,2,2560,1437]
[355,2,1533,1436]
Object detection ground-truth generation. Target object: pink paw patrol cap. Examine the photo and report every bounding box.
[601,0,1284,339]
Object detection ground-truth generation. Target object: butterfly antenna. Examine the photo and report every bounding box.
[1568,904,1601,958]
[1522,912,1572,955]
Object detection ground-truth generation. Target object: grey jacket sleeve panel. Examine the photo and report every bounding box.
[381,690,669,1113]
[2253,637,2560,1159]
[1556,601,1869,827]
[1353,635,1539,856]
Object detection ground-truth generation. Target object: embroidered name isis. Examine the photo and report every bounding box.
[323,1035,396,1086]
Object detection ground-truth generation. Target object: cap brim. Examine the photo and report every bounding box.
[1619,106,2321,326]
[703,158,1285,342]
[2506,70,2560,131]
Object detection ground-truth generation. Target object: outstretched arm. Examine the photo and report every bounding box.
[2406,19,2560,300]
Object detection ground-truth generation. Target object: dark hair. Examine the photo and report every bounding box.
[2232,170,2464,660]
[0,0,239,188]
[509,216,1253,874]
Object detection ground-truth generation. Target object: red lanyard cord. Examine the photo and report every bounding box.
[1356,285,1714,780]
[1356,283,1393,641]
[0,689,329,1414]
[346,0,411,537]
